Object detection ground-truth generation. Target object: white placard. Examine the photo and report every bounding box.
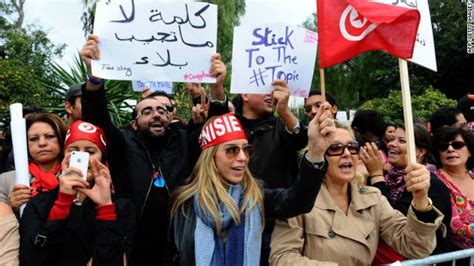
[408,0,437,71]
[230,24,318,97]
[91,1,218,82]
[132,81,173,93]
[374,0,437,71]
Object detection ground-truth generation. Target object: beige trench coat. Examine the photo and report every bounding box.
[0,171,18,204]
[270,181,444,266]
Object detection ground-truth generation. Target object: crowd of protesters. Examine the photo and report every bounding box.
[0,33,472,266]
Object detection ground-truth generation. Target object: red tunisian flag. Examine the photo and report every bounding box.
[317,0,420,68]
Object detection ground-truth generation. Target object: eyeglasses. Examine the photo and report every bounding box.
[137,105,170,118]
[304,102,323,113]
[438,141,466,151]
[326,142,360,156]
[224,144,253,159]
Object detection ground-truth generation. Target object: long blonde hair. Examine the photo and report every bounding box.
[171,138,264,235]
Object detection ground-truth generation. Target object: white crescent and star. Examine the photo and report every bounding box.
[78,122,97,133]
[339,5,378,41]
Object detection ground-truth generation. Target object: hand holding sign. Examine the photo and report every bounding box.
[271,80,291,117]
[81,34,101,79]
[92,1,218,82]
[209,53,226,100]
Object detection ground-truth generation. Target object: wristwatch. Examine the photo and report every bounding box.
[305,152,325,169]
[209,94,227,105]
[290,123,300,134]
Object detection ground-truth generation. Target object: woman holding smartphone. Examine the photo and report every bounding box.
[20,120,134,266]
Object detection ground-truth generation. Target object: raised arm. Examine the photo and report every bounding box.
[80,35,131,194]
[264,103,335,219]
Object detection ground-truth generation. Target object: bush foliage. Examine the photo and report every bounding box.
[359,87,457,124]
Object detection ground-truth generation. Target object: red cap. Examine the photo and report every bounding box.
[65,121,107,154]
[199,113,247,149]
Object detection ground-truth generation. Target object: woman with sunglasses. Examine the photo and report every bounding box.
[432,126,474,250]
[19,121,134,266]
[270,124,444,265]
[359,123,453,262]
[170,105,336,265]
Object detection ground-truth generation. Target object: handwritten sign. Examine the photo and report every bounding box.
[230,24,317,97]
[132,80,173,93]
[373,0,437,71]
[91,1,217,82]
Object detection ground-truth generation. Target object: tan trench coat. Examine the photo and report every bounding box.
[270,181,444,266]
[0,170,18,204]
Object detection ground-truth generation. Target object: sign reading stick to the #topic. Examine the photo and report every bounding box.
[230,24,317,97]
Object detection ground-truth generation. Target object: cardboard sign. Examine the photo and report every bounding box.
[230,24,318,97]
[91,1,217,82]
[132,81,173,93]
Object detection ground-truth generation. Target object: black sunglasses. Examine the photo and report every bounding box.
[438,141,466,151]
[326,142,360,156]
[224,144,253,159]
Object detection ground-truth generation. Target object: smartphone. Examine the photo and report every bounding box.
[69,151,90,180]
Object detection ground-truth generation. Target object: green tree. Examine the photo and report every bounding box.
[0,1,65,121]
[359,87,457,123]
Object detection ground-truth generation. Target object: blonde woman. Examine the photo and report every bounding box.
[171,105,335,266]
[270,125,445,265]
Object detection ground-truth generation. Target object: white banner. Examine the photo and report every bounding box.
[408,0,437,71]
[375,0,437,71]
[91,1,218,82]
[230,24,318,97]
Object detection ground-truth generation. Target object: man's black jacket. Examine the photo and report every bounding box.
[81,85,228,264]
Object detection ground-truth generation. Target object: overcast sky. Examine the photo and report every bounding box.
[22,0,316,68]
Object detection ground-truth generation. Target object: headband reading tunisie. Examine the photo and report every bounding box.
[199,113,247,149]
[64,120,107,154]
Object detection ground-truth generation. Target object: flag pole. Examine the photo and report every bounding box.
[398,59,416,164]
[319,68,326,102]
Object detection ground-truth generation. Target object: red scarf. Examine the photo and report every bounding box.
[29,162,62,197]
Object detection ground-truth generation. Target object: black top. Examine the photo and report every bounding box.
[371,172,454,255]
[19,188,135,266]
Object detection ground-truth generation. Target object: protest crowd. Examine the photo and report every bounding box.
[1,1,473,266]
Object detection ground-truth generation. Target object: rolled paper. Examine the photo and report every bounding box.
[9,103,30,216]
[9,103,23,120]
